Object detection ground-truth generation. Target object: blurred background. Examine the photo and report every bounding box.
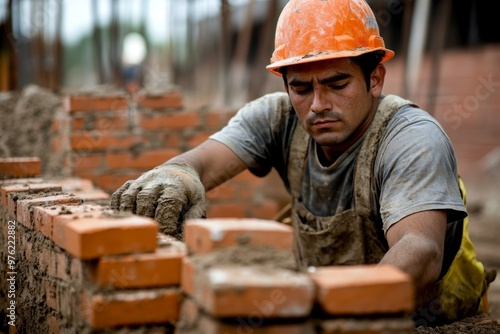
[0,0,498,107]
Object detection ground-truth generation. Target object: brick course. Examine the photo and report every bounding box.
[0,157,42,178]
[62,91,286,221]
[1,174,417,333]
[309,265,415,315]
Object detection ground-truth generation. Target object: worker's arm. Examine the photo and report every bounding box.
[168,139,248,191]
[379,210,447,295]
[111,139,248,232]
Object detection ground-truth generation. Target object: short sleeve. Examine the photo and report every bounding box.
[209,92,293,177]
[376,108,467,234]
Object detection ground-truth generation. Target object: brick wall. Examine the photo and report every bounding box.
[55,89,288,220]
[1,157,416,333]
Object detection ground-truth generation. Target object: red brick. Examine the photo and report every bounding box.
[61,213,158,259]
[178,297,200,330]
[188,314,315,334]
[0,157,41,178]
[70,131,143,151]
[92,245,186,288]
[319,317,414,334]
[71,116,86,131]
[0,178,43,186]
[34,206,62,239]
[45,280,58,310]
[206,184,236,200]
[63,95,128,113]
[233,169,265,184]
[43,248,70,281]
[140,112,200,130]
[157,233,187,250]
[106,149,180,170]
[79,173,141,193]
[136,91,183,109]
[81,289,180,328]
[51,137,66,152]
[189,265,314,318]
[162,132,182,148]
[206,203,246,218]
[184,218,293,255]
[6,192,17,219]
[25,240,33,262]
[73,154,103,172]
[93,113,127,130]
[206,111,236,128]
[45,204,104,246]
[178,298,315,334]
[0,184,29,208]
[50,178,95,192]
[16,194,82,229]
[44,279,71,315]
[187,132,211,148]
[38,246,58,277]
[51,118,62,133]
[206,112,223,127]
[72,189,110,202]
[47,315,60,334]
[181,257,196,296]
[234,186,259,200]
[309,265,415,315]
[251,201,280,219]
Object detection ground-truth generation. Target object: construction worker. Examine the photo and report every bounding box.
[112,0,491,326]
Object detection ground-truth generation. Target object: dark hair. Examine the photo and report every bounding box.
[280,50,386,91]
[349,50,386,91]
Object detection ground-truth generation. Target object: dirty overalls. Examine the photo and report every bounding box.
[286,95,488,325]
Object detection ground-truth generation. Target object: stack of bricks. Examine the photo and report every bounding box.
[1,157,416,333]
[177,218,416,334]
[57,89,284,220]
[178,218,316,333]
[0,157,184,333]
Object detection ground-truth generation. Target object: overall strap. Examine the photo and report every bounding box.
[354,94,417,217]
[287,119,309,199]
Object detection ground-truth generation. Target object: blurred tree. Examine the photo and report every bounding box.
[0,0,16,91]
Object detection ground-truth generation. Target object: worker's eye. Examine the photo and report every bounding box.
[329,82,348,90]
[291,87,311,95]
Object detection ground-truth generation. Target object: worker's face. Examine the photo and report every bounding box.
[284,57,385,161]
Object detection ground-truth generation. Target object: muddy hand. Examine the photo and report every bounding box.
[111,163,206,234]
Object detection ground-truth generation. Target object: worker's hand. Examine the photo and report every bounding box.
[111,163,206,236]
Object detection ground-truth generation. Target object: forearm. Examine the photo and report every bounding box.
[379,234,443,294]
[167,139,247,191]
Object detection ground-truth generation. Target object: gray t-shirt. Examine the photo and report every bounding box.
[210,92,466,270]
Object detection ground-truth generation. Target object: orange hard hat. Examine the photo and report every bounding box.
[267,0,395,76]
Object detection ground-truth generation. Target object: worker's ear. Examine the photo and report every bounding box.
[370,63,385,98]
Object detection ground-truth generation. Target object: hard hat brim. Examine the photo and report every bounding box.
[266,47,395,77]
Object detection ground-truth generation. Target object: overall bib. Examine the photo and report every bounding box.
[287,95,408,268]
